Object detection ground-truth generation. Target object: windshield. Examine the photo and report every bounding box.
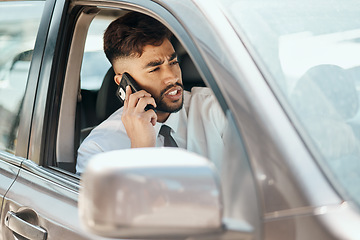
[224,0,360,205]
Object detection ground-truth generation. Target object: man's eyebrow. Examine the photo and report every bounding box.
[144,52,177,69]
[169,52,177,61]
[145,59,164,68]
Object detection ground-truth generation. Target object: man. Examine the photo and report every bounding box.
[76,12,226,174]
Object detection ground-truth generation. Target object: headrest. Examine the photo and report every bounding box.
[179,55,204,91]
[96,67,122,122]
[180,55,201,82]
[291,65,358,119]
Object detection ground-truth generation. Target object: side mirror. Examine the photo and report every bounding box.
[78,148,223,239]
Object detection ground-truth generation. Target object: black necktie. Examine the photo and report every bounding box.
[159,125,178,147]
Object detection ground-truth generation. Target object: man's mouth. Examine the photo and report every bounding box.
[167,89,180,96]
[160,83,184,96]
[164,86,182,99]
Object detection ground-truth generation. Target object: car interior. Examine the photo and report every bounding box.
[55,8,206,174]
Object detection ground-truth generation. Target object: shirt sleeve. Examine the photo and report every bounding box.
[186,87,227,170]
[76,108,130,174]
[190,87,227,136]
[76,140,104,174]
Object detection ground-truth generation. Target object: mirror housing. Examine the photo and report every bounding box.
[79,148,223,239]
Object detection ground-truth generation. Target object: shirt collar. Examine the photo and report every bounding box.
[164,110,180,133]
[154,108,182,136]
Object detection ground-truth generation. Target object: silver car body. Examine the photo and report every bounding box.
[0,0,359,239]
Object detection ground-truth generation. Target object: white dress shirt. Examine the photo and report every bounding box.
[76,87,227,173]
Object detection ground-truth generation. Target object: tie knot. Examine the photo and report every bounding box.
[159,125,172,136]
[159,125,178,147]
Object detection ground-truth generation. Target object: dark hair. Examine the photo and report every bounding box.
[103,12,172,64]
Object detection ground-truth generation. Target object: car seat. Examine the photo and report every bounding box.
[95,67,121,123]
[291,64,358,120]
[291,64,360,159]
[180,54,205,91]
[80,67,120,142]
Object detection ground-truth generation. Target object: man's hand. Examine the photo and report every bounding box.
[121,86,157,148]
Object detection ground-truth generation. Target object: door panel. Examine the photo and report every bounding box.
[1,163,103,240]
[0,154,21,238]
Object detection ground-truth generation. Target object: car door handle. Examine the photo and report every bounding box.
[5,211,47,240]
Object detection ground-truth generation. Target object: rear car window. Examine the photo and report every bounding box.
[0,1,45,153]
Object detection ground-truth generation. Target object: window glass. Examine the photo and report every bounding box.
[0,1,45,153]
[223,0,360,205]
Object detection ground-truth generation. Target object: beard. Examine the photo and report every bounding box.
[154,82,184,113]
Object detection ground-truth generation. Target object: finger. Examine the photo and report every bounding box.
[135,97,157,112]
[132,90,152,99]
[127,90,152,109]
[150,113,157,126]
[124,86,132,109]
[143,109,157,126]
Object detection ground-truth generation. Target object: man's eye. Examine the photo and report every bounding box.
[149,67,160,73]
[170,60,179,65]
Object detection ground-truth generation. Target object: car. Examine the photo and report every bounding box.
[0,0,360,239]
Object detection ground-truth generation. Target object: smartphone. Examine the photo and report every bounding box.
[116,72,155,111]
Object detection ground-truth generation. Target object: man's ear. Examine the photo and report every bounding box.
[114,73,123,85]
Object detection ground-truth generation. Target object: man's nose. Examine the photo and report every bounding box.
[162,65,179,84]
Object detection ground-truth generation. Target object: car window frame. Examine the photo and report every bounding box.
[51,0,231,176]
[15,0,57,160]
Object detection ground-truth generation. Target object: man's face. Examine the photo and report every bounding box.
[114,39,183,113]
